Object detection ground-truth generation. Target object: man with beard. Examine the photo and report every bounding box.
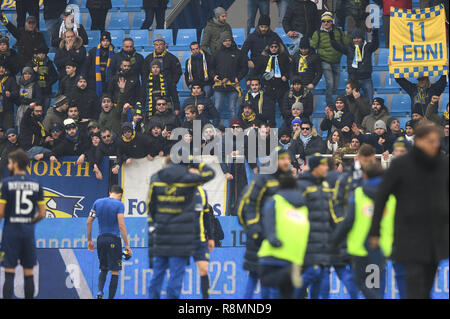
[241,78,276,127]
[343,80,371,126]
[184,42,214,97]
[18,103,51,159]
[353,120,395,154]
[107,58,140,106]
[54,30,86,75]
[68,75,100,121]
[117,122,156,167]
[82,31,115,96]
[361,97,392,134]
[253,40,290,114]
[281,78,313,119]
[49,119,89,163]
[0,128,20,179]
[108,38,145,83]
[147,97,181,131]
[143,36,182,114]
[201,7,233,56]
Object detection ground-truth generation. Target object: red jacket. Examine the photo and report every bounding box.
[383,0,412,16]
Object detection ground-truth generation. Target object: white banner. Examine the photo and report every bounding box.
[121,156,227,217]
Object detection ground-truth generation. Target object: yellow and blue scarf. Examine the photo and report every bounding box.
[187,50,208,82]
[147,73,166,118]
[95,44,114,97]
[266,55,281,78]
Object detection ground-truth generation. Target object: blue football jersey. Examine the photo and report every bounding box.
[0,174,44,231]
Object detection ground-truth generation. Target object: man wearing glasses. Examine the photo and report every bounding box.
[49,118,89,164]
[148,97,181,131]
[310,12,350,106]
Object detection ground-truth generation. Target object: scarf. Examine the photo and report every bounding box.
[153,50,167,62]
[298,55,308,73]
[36,117,46,137]
[334,110,344,123]
[122,49,137,65]
[187,51,208,82]
[66,131,80,144]
[33,57,49,88]
[59,20,78,39]
[327,140,339,153]
[213,78,243,97]
[147,73,166,118]
[122,130,136,143]
[444,110,449,120]
[266,55,281,78]
[245,91,264,114]
[0,75,8,94]
[241,111,256,122]
[95,44,114,97]
[415,84,430,106]
[352,42,366,69]
[299,133,312,147]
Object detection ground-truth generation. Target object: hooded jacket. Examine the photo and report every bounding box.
[297,170,338,266]
[282,0,320,39]
[148,162,216,257]
[17,73,42,106]
[242,28,286,64]
[370,146,449,264]
[201,18,233,55]
[49,129,90,159]
[54,36,86,74]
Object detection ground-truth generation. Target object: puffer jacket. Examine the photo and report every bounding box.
[310,27,350,64]
[54,36,86,73]
[297,171,337,266]
[148,162,215,257]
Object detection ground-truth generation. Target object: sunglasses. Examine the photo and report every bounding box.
[322,20,332,23]
[156,103,167,106]
[101,135,111,139]
[301,127,311,131]
[65,125,77,130]
[51,129,61,133]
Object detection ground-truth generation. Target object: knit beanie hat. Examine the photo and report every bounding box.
[292,102,304,112]
[308,153,327,171]
[321,11,334,22]
[220,31,233,44]
[258,15,271,27]
[214,7,226,18]
[299,37,311,49]
[22,66,34,75]
[374,120,387,131]
[291,117,302,128]
[351,28,365,39]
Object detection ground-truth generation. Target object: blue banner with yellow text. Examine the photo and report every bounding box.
[389,5,448,78]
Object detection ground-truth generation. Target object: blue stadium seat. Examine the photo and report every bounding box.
[379,75,401,94]
[391,94,411,116]
[175,29,197,49]
[340,55,347,70]
[399,117,409,130]
[374,48,389,71]
[338,73,349,92]
[232,28,246,47]
[314,95,327,115]
[85,13,92,29]
[129,30,149,49]
[373,71,383,92]
[312,76,326,95]
[108,12,130,30]
[111,0,125,8]
[274,27,293,47]
[132,12,146,29]
[142,51,152,58]
[86,30,100,46]
[9,35,16,47]
[374,94,388,105]
[48,52,55,61]
[181,51,191,71]
[152,29,173,45]
[127,0,141,7]
[110,30,125,47]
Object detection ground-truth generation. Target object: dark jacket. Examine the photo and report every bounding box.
[86,0,112,9]
[148,163,215,257]
[184,51,214,88]
[254,43,291,99]
[42,107,66,132]
[147,109,181,130]
[242,28,286,64]
[108,49,145,82]
[107,71,141,106]
[181,94,219,126]
[0,139,20,178]
[290,50,322,86]
[211,43,248,91]
[395,76,447,115]
[0,48,20,77]
[18,107,47,150]
[343,94,371,125]
[331,30,379,80]
[82,45,115,93]
[4,21,48,69]
[143,50,182,90]
[297,171,337,266]
[143,0,169,8]
[43,0,66,20]
[67,87,100,120]
[17,77,42,106]
[51,21,89,48]
[279,113,310,135]
[369,147,449,264]
[289,135,325,169]
[281,86,313,118]
[28,56,58,96]
[282,0,320,39]
[320,104,355,142]
[357,132,395,154]
[240,90,276,127]
[54,36,87,74]
[237,171,282,272]
[117,132,153,164]
[58,73,78,97]
[50,130,90,159]
[0,73,19,114]
[200,18,233,56]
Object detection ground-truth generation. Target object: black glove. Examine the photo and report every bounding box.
[268,237,282,248]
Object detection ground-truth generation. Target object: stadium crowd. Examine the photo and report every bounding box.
[0,0,448,300]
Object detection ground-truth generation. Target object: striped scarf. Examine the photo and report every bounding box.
[241,111,256,122]
[122,130,136,143]
[352,42,366,69]
[147,73,166,118]
[0,75,8,94]
[95,44,114,97]
[33,57,49,88]
[298,55,308,73]
[266,55,281,78]
[187,51,208,82]
[245,91,264,114]
[213,78,243,98]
